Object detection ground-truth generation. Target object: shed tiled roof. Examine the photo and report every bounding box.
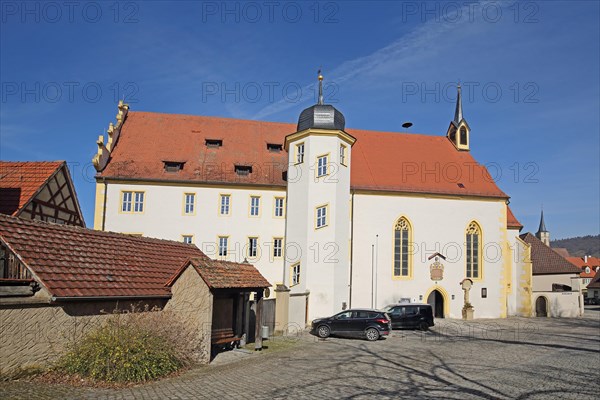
[0,214,206,298]
[167,257,270,290]
[507,206,523,230]
[0,161,63,216]
[99,111,508,199]
[552,248,570,258]
[520,233,582,275]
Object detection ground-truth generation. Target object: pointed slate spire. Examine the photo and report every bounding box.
[537,209,548,233]
[317,69,324,105]
[454,82,463,124]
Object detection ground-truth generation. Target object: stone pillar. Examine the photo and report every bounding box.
[274,284,290,334]
[254,290,264,351]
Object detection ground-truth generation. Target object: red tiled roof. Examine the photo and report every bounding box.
[507,206,523,230]
[0,214,207,298]
[566,256,600,278]
[167,257,270,289]
[0,161,63,216]
[520,233,582,275]
[99,111,508,199]
[587,270,600,289]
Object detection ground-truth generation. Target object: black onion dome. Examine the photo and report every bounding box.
[297,104,345,131]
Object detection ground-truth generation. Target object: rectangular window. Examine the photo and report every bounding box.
[394,229,410,277]
[340,144,347,166]
[316,205,327,228]
[220,195,230,215]
[184,193,195,215]
[291,263,301,286]
[296,143,305,163]
[250,196,260,216]
[182,235,193,244]
[273,238,283,258]
[274,197,285,217]
[218,236,228,257]
[122,191,144,213]
[205,139,223,148]
[248,237,258,258]
[122,191,132,212]
[317,155,328,177]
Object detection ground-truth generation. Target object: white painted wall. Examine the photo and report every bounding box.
[102,183,286,293]
[284,132,351,322]
[532,274,579,292]
[351,193,509,318]
[533,292,583,317]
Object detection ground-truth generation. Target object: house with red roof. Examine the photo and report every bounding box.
[566,255,600,298]
[586,270,600,301]
[520,230,584,317]
[0,161,84,227]
[91,77,534,325]
[0,214,269,373]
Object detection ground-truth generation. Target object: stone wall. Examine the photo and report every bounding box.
[0,266,216,376]
[0,296,166,376]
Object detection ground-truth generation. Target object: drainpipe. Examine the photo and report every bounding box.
[349,190,355,308]
[101,177,108,231]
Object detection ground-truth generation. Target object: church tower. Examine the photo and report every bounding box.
[283,71,356,324]
[536,210,550,246]
[446,84,471,151]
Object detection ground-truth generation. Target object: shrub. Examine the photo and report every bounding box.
[58,306,196,382]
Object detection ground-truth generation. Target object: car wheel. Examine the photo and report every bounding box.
[365,327,380,341]
[419,321,429,331]
[317,325,330,338]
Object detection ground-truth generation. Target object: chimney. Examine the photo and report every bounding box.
[584,255,588,263]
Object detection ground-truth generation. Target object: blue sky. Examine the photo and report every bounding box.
[1,0,598,239]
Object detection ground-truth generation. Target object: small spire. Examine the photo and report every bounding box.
[317,69,324,105]
[454,82,463,124]
[537,209,548,233]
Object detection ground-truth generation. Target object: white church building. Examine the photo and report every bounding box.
[92,74,533,327]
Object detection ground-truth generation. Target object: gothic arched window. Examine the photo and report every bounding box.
[393,217,412,278]
[460,127,468,145]
[466,221,482,279]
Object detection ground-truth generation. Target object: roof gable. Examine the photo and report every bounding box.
[520,233,582,275]
[0,161,63,216]
[98,111,508,199]
[0,214,206,299]
[168,257,270,290]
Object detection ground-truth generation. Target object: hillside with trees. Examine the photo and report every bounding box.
[551,235,600,257]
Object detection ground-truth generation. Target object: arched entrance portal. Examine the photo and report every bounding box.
[535,296,548,317]
[427,289,445,318]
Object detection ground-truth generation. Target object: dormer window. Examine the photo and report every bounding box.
[163,161,184,172]
[267,143,283,152]
[235,165,252,176]
[205,139,223,148]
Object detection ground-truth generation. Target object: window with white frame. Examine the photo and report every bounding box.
[182,235,193,244]
[273,238,283,258]
[296,143,305,163]
[248,237,258,257]
[291,263,300,286]
[316,205,327,228]
[220,195,230,215]
[218,236,228,257]
[184,193,195,214]
[122,191,144,213]
[340,144,347,165]
[250,196,260,216]
[274,197,284,217]
[317,155,328,177]
[466,222,482,279]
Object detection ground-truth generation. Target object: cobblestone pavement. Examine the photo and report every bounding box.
[2,308,599,400]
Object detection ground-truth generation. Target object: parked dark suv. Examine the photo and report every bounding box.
[383,303,434,331]
[311,309,392,341]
